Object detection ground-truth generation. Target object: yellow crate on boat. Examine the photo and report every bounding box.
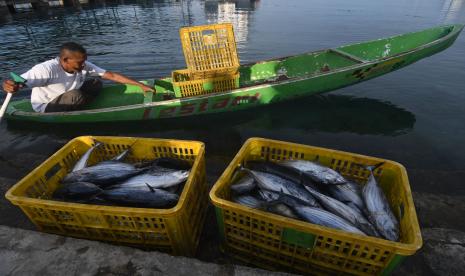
[5,136,207,256]
[210,137,422,275]
[180,23,240,75]
[172,69,240,98]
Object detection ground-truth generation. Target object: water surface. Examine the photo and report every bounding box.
[0,1,465,266]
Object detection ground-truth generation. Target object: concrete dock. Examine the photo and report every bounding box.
[1,188,465,275]
[0,225,293,276]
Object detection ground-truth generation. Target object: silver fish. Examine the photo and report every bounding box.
[280,159,347,185]
[111,148,131,161]
[101,186,179,208]
[230,174,256,195]
[242,168,320,208]
[246,160,318,189]
[72,142,103,172]
[234,192,298,219]
[304,186,379,237]
[328,181,366,214]
[363,165,399,241]
[271,193,365,235]
[109,166,189,189]
[292,205,366,236]
[52,182,102,200]
[265,203,299,219]
[232,195,263,209]
[63,161,145,186]
[257,189,280,202]
[165,183,183,194]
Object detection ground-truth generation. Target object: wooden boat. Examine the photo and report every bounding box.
[5,24,463,123]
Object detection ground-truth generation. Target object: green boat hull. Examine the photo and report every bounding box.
[5,24,464,123]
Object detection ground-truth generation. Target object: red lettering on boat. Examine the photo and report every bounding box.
[159,107,177,117]
[213,98,230,109]
[199,100,209,112]
[142,108,152,119]
[180,103,196,115]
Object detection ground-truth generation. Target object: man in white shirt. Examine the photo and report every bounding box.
[2,42,154,113]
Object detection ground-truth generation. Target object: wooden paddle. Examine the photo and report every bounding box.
[0,72,26,123]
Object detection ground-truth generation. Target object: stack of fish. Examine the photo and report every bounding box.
[230,159,400,241]
[52,141,192,209]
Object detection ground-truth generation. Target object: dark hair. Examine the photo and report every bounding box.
[60,42,87,55]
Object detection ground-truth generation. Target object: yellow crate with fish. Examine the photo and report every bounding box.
[209,137,422,275]
[5,136,207,256]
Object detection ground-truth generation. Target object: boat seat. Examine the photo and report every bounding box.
[329,49,369,63]
[143,91,154,103]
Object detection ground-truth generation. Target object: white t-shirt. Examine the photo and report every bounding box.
[20,57,106,112]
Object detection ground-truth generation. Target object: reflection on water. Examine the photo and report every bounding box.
[243,95,416,136]
[440,0,464,23]
[205,0,258,46]
[5,95,416,137]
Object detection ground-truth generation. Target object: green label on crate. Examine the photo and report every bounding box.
[282,228,316,249]
[381,254,406,276]
[203,81,214,91]
[215,207,226,242]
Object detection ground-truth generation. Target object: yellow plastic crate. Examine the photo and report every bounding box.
[180,23,240,75]
[210,138,422,275]
[6,136,208,256]
[172,69,240,98]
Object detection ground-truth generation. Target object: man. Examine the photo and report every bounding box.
[2,42,154,113]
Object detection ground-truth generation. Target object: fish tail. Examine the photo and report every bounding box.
[237,164,252,174]
[314,155,320,163]
[366,162,385,172]
[145,183,156,192]
[92,139,104,148]
[354,162,385,172]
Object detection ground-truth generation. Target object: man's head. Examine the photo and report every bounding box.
[59,42,87,73]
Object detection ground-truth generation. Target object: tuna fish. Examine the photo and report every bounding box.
[101,185,179,208]
[246,160,318,189]
[328,181,366,214]
[232,195,263,209]
[52,182,102,200]
[111,147,131,161]
[265,203,299,219]
[294,205,366,235]
[230,174,256,195]
[108,166,189,190]
[304,186,380,237]
[279,159,347,185]
[63,161,146,186]
[71,141,103,172]
[241,167,320,208]
[234,191,298,219]
[274,193,366,235]
[362,164,400,241]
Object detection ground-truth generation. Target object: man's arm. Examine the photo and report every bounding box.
[3,64,49,94]
[102,71,155,93]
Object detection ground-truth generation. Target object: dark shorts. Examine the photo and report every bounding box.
[44,79,102,113]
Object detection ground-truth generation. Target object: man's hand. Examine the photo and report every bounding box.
[102,71,156,94]
[139,83,155,93]
[2,80,23,94]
